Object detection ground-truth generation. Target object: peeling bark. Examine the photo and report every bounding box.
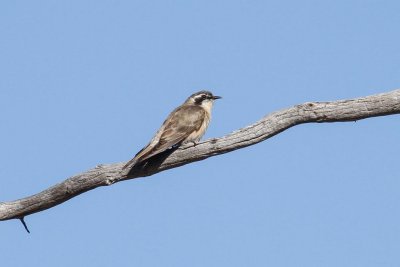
[1,89,399,222]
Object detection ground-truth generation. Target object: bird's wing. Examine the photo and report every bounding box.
[123,105,205,169]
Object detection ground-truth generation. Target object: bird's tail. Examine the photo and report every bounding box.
[122,157,138,170]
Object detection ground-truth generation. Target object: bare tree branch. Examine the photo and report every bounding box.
[1,89,400,223]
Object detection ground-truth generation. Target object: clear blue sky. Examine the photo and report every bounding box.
[1,1,399,266]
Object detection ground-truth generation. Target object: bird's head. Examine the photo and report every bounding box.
[185,91,222,107]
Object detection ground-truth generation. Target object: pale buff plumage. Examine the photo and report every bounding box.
[122,91,221,170]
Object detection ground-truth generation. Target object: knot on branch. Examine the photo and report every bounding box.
[1,88,399,227]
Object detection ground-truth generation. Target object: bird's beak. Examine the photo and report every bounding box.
[212,95,222,100]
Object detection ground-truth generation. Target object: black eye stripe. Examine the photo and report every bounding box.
[194,93,213,103]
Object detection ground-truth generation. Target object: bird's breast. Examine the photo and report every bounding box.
[185,111,211,143]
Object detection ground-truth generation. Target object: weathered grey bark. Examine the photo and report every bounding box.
[1,89,399,223]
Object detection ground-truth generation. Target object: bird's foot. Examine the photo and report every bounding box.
[191,141,198,147]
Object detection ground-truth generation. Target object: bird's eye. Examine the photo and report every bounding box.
[201,94,206,99]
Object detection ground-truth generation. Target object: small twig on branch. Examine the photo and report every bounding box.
[1,89,399,228]
[19,217,30,233]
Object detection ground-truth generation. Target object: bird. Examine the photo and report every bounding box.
[122,90,221,170]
